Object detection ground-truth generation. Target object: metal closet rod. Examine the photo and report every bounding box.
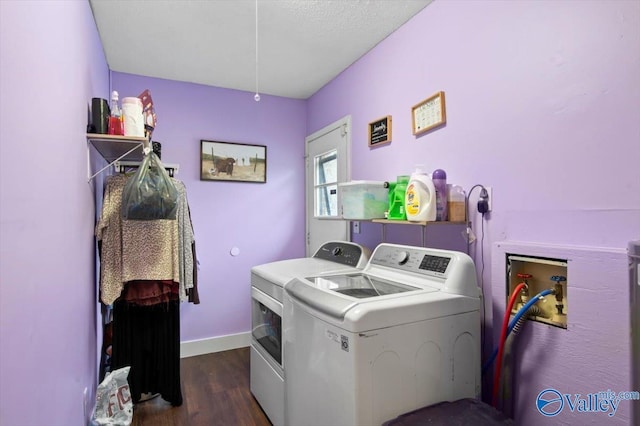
[115,160,179,177]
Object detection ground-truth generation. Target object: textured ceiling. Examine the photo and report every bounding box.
[89,0,432,99]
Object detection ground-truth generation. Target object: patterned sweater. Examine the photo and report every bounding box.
[96,174,196,305]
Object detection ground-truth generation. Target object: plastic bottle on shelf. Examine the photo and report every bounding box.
[432,168,448,221]
[404,165,436,222]
[108,90,124,136]
[122,97,145,137]
[448,184,466,222]
[383,181,396,218]
[388,175,409,220]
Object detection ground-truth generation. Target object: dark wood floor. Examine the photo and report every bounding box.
[131,347,272,426]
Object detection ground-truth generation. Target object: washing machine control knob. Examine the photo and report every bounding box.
[332,247,343,256]
[396,251,409,265]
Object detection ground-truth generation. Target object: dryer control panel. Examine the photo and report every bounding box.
[313,241,369,268]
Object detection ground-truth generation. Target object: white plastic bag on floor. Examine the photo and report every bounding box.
[91,366,133,426]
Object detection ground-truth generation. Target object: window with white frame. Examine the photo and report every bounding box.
[314,150,338,217]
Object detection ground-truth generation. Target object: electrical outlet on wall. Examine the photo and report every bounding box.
[353,221,360,234]
[486,187,492,212]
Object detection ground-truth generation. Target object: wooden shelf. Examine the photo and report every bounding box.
[371,219,466,226]
[87,133,148,162]
[365,219,466,247]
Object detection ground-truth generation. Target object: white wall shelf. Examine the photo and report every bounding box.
[86,133,149,182]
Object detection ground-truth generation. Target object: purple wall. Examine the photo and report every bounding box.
[110,72,307,341]
[1,1,638,425]
[0,1,109,425]
[308,0,639,424]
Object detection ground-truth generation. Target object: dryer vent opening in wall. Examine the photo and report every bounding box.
[506,254,568,329]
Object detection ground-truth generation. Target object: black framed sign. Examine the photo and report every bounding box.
[368,115,392,147]
[200,140,267,183]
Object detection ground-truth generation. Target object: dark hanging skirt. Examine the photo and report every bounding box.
[111,298,183,406]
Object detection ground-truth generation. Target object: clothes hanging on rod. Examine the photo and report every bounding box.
[95,173,198,406]
[96,174,198,305]
[111,295,182,406]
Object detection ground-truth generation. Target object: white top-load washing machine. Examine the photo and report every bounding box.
[283,243,481,426]
[250,241,370,426]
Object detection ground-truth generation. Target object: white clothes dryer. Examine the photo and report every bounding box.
[250,241,369,426]
[283,243,481,426]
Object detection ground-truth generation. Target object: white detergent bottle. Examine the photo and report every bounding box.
[405,165,437,222]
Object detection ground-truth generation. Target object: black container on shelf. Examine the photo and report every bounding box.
[90,98,110,134]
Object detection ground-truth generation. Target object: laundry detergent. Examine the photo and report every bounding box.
[405,167,436,222]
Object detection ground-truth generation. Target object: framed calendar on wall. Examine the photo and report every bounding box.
[411,91,446,136]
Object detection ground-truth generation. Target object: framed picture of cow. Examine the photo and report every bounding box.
[200,140,267,183]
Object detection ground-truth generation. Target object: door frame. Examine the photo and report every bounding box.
[305,115,351,256]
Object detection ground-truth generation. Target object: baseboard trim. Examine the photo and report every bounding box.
[180,332,251,358]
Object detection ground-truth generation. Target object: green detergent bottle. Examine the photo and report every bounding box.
[384,181,396,218]
[387,175,409,220]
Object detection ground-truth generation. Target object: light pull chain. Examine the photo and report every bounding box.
[254,0,260,102]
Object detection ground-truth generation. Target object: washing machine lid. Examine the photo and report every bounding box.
[305,273,428,299]
[251,241,370,286]
[252,258,351,286]
[286,273,437,321]
[285,274,479,332]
